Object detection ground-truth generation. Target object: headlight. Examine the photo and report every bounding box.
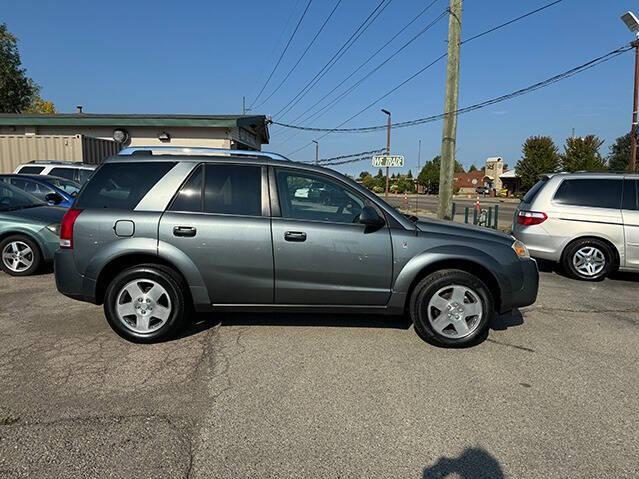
[46,223,61,236]
[512,240,530,259]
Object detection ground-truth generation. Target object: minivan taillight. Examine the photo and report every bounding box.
[517,210,547,226]
[59,208,83,248]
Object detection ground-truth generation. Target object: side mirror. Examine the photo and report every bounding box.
[45,192,64,205]
[359,205,385,227]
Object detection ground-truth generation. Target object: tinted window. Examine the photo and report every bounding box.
[203,164,261,216]
[169,165,203,212]
[623,180,638,211]
[49,167,76,180]
[10,178,54,200]
[521,178,548,204]
[553,179,622,209]
[0,183,44,211]
[276,170,364,224]
[17,166,44,174]
[77,169,94,184]
[75,162,176,210]
[47,177,80,196]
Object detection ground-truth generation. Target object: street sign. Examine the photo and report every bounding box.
[372,155,405,167]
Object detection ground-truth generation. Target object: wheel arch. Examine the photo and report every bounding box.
[95,253,195,306]
[400,257,504,313]
[560,235,620,269]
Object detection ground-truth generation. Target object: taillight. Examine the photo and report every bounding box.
[59,208,83,248]
[517,210,547,226]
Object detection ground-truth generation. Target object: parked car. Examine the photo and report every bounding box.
[54,147,538,346]
[14,160,96,185]
[475,186,490,195]
[0,174,80,208]
[0,182,64,276]
[513,172,639,281]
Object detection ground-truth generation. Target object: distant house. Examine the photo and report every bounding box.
[453,170,488,194]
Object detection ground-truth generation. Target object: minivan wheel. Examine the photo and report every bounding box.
[562,239,613,281]
[104,264,188,343]
[410,269,494,348]
[0,235,42,276]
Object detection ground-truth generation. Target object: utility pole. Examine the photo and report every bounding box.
[382,109,392,198]
[630,39,639,172]
[313,140,319,165]
[438,0,462,220]
[416,139,421,211]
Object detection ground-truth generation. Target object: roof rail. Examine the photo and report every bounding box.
[118,146,292,162]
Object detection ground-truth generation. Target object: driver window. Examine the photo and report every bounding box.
[276,169,364,224]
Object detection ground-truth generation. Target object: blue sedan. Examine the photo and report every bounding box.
[0,174,81,208]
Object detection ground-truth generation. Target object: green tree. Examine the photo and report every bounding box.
[468,164,478,172]
[406,169,413,179]
[358,171,371,180]
[561,135,606,172]
[416,156,464,193]
[515,136,561,191]
[607,133,634,172]
[361,174,376,190]
[0,23,35,112]
[0,23,55,113]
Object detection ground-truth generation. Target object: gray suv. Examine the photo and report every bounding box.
[54,148,538,346]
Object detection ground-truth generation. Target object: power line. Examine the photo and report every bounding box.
[300,148,386,164]
[273,0,393,119]
[280,0,571,154]
[282,0,443,127]
[275,44,631,137]
[253,0,343,110]
[250,0,314,108]
[288,9,447,131]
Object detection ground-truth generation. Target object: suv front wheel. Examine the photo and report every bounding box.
[410,269,494,347]
[104,264,188,343]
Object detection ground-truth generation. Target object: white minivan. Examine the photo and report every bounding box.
[513,173,639,281]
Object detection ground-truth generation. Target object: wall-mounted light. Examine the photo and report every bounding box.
[158,132,171,142]
[113,128,129,144]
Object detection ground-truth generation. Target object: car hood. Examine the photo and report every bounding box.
[2,205,66,225]
[415,217,513,245]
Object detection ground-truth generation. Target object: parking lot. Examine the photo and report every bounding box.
[1,267,638,478]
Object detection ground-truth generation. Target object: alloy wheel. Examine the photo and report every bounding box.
[115,279,172,333]
[572,246,605,277]
[1,241,34,273]
[426,284,484,339]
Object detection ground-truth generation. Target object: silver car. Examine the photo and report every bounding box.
[513,172,639,281]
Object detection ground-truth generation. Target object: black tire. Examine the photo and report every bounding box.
[103,264,189,343]
[562,238,614,281]
[409,269,495,348]
[0,235,42,276]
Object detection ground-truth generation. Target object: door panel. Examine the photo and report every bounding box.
[272,219,392,305]
[159,213,273,303]
[271,168,393,305]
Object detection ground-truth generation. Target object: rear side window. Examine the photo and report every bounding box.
[77,169,94,184]
[17,166,45,174]
[49,167,76,180]
[521,178,547,204]
[553,179,622,209]
[169,165,203,212]
[204,164,261,216]
[75,162,176,210]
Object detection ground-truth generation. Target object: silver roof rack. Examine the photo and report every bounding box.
[118,146,292,162]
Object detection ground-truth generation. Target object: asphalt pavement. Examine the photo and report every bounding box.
[1,267,637,478]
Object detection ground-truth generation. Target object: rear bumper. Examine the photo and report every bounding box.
[54,249,97,304]
[500,258,539,313]
[512,226,563,262]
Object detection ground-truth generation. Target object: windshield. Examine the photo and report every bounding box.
[0,182,46,211]
[49,177,81,196]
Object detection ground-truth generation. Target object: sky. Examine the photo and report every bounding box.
[3,0,638,175]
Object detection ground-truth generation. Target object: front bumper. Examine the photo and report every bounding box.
[500,258,539,313]
[54,249,97,304]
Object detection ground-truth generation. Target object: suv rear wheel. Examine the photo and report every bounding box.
[0,235,42,276]
[562,238,614,281]
[104,264,189,343]
[410,269,494,347]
